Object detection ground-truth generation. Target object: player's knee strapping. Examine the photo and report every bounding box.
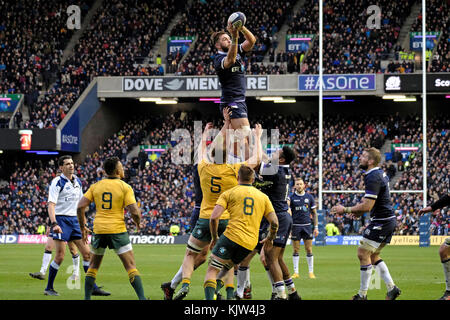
[187,239,203,254]
[359,238,379,253]
[209,256,225,270]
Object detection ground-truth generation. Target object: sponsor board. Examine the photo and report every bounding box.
[0,129,58,150]
[409,32,440,51]
[0,235,18,244]
[390,235,447,246]
[5,234,446,245]
[286,34,315,53]
[129,235,176,244]
[123,76,268,92]
[299,74,376,91]
[384,73,450,92]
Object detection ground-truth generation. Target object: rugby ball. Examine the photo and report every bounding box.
[228,12,246,29]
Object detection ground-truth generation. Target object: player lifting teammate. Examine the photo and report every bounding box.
[331,148,401,300]
[204,165,278,300]
[237,146,300,300]
[170,115,264,300]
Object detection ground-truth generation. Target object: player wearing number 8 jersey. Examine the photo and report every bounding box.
[172,120,263,300]
[77,157,146,300]
[204,165,278,300]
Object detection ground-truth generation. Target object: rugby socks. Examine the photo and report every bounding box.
[72,254,80,277]
[215,278,224,294]
[181,278,191,289]
[226,284,235,300]
[84,268,97,300]
[442,258,450,291]
[306,253,314,273]
[265,266,275,293]
[83,260,99,290]
[244,266,251,288]
[128,268,146,300]
[170,265,183,289]
[40,250,52,274]
[374,259,395,291]
[274,281,287,299]
[284,278,296,294]
[46,261,59,290]
[293,253,299,274]
[204,279,216,300]
[358,264,372,298]
[236,266,249,298]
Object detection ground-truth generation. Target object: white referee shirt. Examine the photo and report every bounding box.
[48,173,83,217]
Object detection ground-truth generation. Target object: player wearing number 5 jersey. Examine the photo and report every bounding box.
[77,157,146,300]
[204,165,278,300]
[171,120,263,300]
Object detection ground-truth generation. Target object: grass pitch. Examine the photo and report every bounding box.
[0,244,444,300]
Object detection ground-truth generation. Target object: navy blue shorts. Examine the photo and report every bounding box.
[257,211,292,249]
[291,224,313,241]
[51,215,82,242]
[189,206,200,233]
[220,102,248,119]
[362,218,396,244]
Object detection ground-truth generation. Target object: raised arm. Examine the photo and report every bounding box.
[246,123,263,169]
[240,26,256,52]
[223,23,239,69]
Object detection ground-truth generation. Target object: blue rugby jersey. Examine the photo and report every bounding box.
[289,192,316,225]
[363,167,395,220]
[213,44,246,104]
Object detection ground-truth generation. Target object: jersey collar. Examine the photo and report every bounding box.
[61,173,75,182]
[218,50,227,55]
[294,191,306,196]
[364,167,380,175]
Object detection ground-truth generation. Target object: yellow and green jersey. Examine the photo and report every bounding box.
[216,184,275,251]
[197,159,246,220]
[84,177,136,234]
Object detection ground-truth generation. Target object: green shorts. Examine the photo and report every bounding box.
[91,232,132,255]
[212,235,252,265]
[191,218,228,243]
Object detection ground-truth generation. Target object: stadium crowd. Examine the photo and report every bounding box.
[1,111,447,237]
[0,0,95,127]
[1,1,448,129]
[169,0,294,76]
[6,0,181,129]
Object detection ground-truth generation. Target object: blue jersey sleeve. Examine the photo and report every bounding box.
[214,54,225,71]
[364,175,380,200]
[309,194,316,209]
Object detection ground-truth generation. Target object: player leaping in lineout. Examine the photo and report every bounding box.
[211,19,256,162]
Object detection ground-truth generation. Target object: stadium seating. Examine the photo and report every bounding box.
[18,0,181,128]
[0,0,95,127]
[168,0,294,75]
[2,111,447,236]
